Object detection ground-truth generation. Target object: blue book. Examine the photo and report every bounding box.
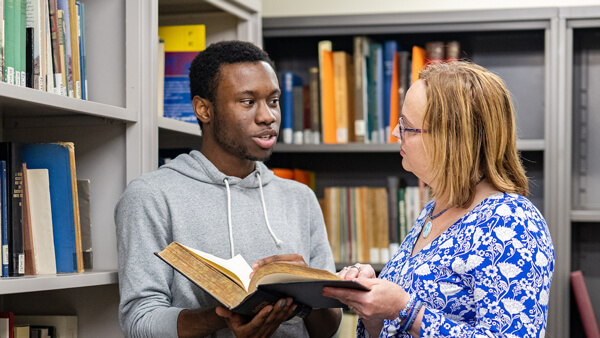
[22,142,81,273]
[281,72,302,144]
[77,2,87,100]
[1,160,8,277]
[0,142,25,277]
[383,41,397,141]
[164,51,197,123]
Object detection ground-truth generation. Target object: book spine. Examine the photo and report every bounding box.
[9,144,24,277]
[383,41,396,142]
[5,0,15,85]
[281,71,294,144]
[353,36,366,143]
[1,161,8,277]
[48,0,64,95]
[56,0,73,97]
[292,82,304,145]
[309,67,320,144]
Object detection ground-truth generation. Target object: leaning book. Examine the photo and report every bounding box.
[156,242,368,316]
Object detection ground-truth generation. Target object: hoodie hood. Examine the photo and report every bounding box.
[161,150,282,257]
[162,150,275,189]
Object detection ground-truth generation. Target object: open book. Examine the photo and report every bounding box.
[155,242,369,316]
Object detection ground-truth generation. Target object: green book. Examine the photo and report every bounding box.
[4,0,15,84]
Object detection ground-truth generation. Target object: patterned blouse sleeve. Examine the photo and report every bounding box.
[418,198,554,337]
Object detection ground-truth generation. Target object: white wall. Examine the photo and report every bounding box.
[262,0,600,17]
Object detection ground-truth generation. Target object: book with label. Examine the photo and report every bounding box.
[22,142,83,273]
[159,24,205,124]
[156,242,368,316]
[0,142,25,277]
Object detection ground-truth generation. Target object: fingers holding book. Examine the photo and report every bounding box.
[337,263,376,280]
[216,297,297,337]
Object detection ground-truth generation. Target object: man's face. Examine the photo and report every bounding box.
[211,61,281,162]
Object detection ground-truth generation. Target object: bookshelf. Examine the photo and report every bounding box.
[561,6,600,337]
[157,0,261,152]
[262,7,562,336]
[0,0,154,336]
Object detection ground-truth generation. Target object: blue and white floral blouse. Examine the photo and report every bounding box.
[357,192,555,338]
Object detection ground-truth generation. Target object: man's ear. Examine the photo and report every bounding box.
[193,96,212,124]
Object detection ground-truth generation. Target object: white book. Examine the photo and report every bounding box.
[27,169,57,275]
[0,318,9,338]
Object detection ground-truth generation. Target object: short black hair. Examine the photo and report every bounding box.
[189,40,276,103]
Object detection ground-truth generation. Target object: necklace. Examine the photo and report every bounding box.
[422,176,485,239]
[422,203,448,239]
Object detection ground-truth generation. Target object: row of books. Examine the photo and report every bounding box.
[321,181,428,264]
[0,142,92,278]
[0,0,87,99]
[157,24,206,123]
[280,38,461,145]
[0,313,77,338]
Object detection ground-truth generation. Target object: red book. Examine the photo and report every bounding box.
[0,312,14,338]
[571,270,600,338]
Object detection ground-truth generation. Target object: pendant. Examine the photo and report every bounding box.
[423,221,432,238]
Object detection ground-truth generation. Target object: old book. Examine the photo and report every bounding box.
[22,142,83,273]
[27,169,57,275]
[333,51,355,144]
[21,163,35,275]
[353,36,371,143]
[308,67,321,144]
[156,242,368,316]
[77,179,92,270]
[425,41,444,66]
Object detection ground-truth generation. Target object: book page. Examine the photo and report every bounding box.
[181,243,253,291]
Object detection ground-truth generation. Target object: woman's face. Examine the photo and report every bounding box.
[392,79,431,183]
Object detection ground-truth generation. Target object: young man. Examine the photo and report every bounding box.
[115,41,341,337]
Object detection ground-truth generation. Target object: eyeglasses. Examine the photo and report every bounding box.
[398,116,425,140]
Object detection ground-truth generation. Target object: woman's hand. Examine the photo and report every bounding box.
[337,263,376,280]
[215,297,296,338]
[323,277,410,330]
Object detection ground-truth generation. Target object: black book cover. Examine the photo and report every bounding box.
[0,142,24,276]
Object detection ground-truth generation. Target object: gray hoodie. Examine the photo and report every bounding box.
[116,150,335,338]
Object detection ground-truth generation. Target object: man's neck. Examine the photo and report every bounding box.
[200,146,255,178]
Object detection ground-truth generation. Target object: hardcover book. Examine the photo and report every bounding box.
[156,242,368,316]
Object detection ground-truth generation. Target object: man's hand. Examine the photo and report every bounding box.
[250,254,307,278]
[215,297,296,338]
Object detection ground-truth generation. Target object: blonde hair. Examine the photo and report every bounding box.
[419,61,528,208]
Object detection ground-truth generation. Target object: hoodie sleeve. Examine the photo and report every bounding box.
[304,186,336,273]
[115,178,183,338]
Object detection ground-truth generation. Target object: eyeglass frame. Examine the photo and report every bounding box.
[398,116,426,140]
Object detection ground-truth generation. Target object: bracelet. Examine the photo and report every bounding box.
[399,300,423,332]
[390,293,417,325]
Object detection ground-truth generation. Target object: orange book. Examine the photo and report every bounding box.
[388,51,400,143]
[333,51,355,143]
[271,168,294,180]
[293,169,316,191]
[320,44,337,144]
[411,46,426,84]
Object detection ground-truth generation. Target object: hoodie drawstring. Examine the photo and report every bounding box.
[223,178,236,259]
[223,174,283,259]
[256,172,283,247]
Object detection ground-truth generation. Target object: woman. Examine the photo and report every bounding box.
[323,61,554,337]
